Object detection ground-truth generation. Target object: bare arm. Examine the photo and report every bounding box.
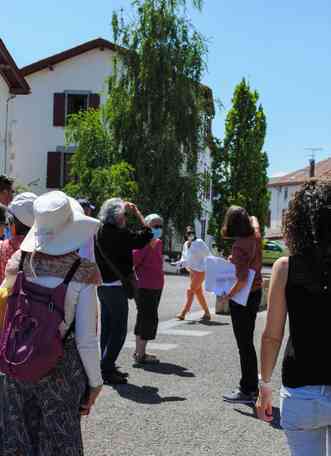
[125,202,147,227]
[260,257,288,382]
[250,216,261,237]
[256,257,288,422]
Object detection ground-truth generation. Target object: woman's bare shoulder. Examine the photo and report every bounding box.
[272,257,289,281]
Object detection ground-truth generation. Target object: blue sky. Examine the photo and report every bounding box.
[2,0,331,176]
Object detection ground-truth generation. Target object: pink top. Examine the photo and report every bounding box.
[133,240,164,290]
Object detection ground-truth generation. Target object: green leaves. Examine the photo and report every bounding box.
[211,78,269,245]
[107,0,210,233]
[64,108,138,209]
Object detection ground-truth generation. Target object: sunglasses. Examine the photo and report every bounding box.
[153,225,163,229]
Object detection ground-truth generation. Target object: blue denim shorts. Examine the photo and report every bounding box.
[280,385,331,456]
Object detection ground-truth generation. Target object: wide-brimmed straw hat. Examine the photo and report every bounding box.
[8,192,37,228]
[20,191,100,255]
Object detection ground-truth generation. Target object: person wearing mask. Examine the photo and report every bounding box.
[133,213,164,364]
[221,207,263,404]
[0,192,37,283]
[95,198,153,385]
[1,191,102,455]
[176,226,211,321]
[256,180,331,455]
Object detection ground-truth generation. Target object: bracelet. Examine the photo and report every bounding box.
[258,374,272,389]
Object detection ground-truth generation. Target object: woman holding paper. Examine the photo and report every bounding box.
[176,226,211,321]
[220,207,263,404]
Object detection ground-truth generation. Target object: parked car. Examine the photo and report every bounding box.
[262,240,288,265]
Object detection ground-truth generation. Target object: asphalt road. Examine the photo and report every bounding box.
[83,274,288,456]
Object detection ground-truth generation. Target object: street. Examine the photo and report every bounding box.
[83,274,288,456]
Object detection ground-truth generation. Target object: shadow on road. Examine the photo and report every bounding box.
[135,362,195,378]
[113,384,186,405]
[233,405,282,430]
[185,320,230,327]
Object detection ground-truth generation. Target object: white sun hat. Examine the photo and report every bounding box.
[8,192,38,228]
[20,191,100,255]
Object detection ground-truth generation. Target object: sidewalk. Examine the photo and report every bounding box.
[83,295,288,455]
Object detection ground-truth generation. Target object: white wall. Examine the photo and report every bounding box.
[266,184,300,236]
[195,146,214,248]
[0,76,10,173]
[11,48,115,193]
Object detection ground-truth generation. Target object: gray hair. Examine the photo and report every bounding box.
[145,213,163,226]
[98,197,125,225]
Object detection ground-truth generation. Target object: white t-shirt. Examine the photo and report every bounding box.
[180,238,211,272]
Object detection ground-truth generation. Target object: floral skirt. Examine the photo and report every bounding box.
[0,338,88,456]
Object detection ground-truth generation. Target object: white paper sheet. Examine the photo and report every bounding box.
[205,256,255,306]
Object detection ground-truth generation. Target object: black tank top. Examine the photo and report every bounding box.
[282,254,331,388]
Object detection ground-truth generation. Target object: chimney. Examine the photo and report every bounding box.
[309,158,315,178]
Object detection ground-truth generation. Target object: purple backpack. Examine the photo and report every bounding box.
[0,252,81,382]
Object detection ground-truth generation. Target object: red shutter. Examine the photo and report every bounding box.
[47,152,62,188]
[89,93,100,109]
[53,93,66,126]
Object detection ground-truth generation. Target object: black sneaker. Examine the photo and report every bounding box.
[103,371,128,385]
[114,367,129,378]
[223,389,256,404]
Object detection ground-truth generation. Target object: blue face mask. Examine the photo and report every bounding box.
[152,227,162,239]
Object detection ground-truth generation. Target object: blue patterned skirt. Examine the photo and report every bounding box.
[0,338,88,455]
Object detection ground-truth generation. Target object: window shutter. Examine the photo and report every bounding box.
[47,152,62,188]
[53,93,66,126]
[89,93,100,109]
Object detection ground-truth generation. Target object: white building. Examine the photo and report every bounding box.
[195,146,213,247]
[0,39,30,175]
[266,158,331,238]
[10,38,118,191]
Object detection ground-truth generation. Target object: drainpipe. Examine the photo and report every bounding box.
[4,95,16,174]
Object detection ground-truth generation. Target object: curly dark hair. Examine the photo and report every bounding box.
[284,179,331,256]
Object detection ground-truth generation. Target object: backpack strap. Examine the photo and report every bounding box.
[63,258,81,285]
[18,251,28,272]
[62,258,81,342]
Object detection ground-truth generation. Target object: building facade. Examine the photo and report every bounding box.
[266,158,331,238]
[0,39,30,175]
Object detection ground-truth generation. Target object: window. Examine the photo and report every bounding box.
[202,168,211,201]
[63,153,74,186]
[284,187,288,201]
[200,219,206,240]
[66,93,89,117]
[53,92,100,127]
[47,151,76,189]
[266,210,271,228]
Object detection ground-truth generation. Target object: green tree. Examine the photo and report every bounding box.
[64,109,138,208]
[107,0,213,233]
[211,78,269,244]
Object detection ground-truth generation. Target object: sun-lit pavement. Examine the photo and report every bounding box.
[83,274,288,456]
